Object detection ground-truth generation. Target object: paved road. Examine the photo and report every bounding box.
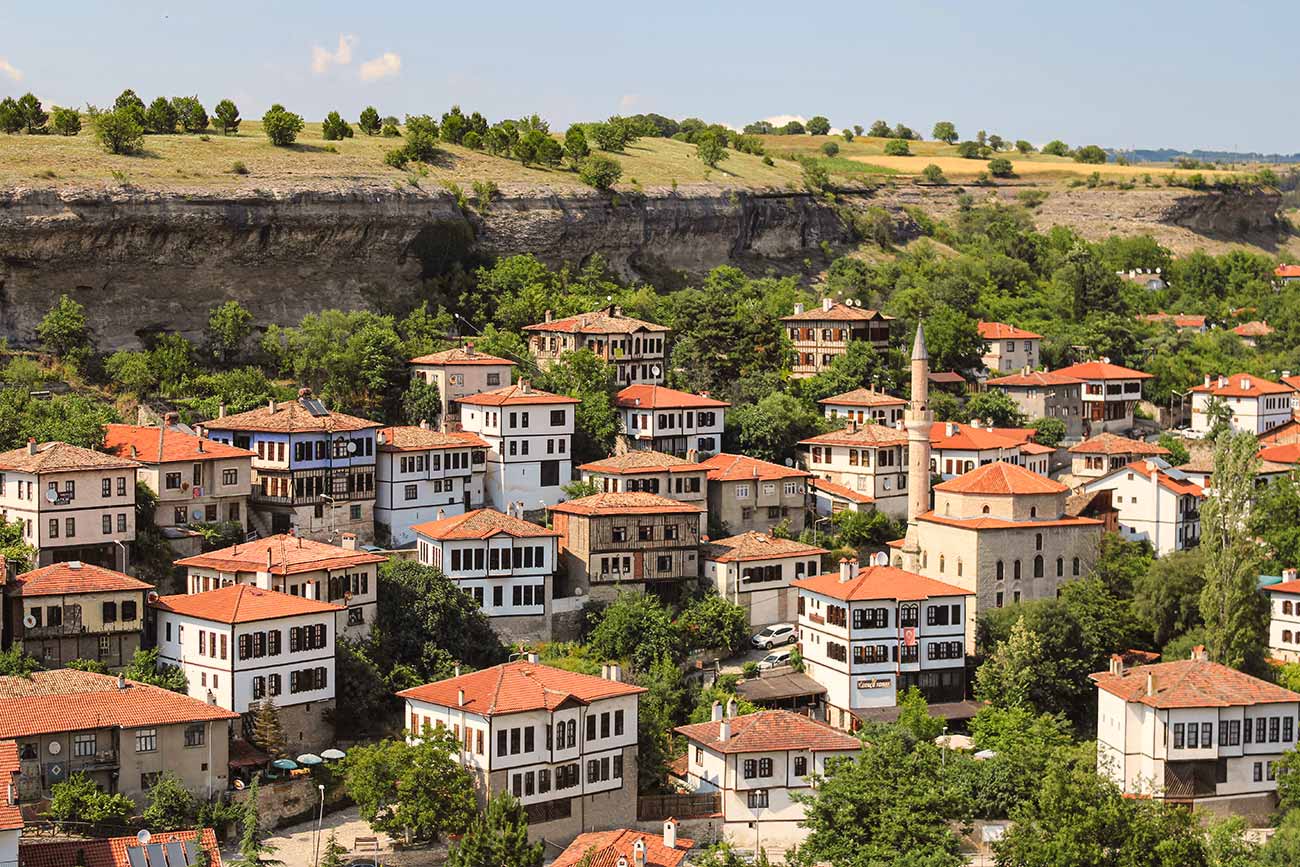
[221,805,397,866]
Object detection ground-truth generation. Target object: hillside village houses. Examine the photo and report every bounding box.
[782,298,895,378]
[818,387,905,425]
[552,822,693,867]
[1067,432,1171,481]
[977,321,1041,374]
[984,369,1086,442]
[524,305,670,386]
[0,669,237,804]
[174,533,386,641]
[549,492,705,602]
[151,584,342,752]
[1265,574,1300,663]
[928,420,1052,480]
[407,343,516,423]
[578,451,709,509]
[1051,359,1153,436]
[0,742,18,867]
[413,508,559,638]
[1139,312,1208,334]
[614,384,728,457]
[1092,648,1300,815]
[198,389,380,543]
[397,659,644,842]
[0,440,140,571]
[4,562,150,670]
[794,559,973,729]
[1190,373,1294,436]
[374,424,488,547]
[1233,320,1274,348]
[675,705,860,841]
[458,382,579,513]
[703,532,827,628]
[1081,458,1204,556]
[103,422,254,532]
[800,421,910,518]
[696,453,811,536]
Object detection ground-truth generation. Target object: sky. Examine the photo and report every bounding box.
[2,1,1298,154]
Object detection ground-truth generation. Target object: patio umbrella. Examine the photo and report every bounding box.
[321,748,346,760]
[296,754,323,766]
[271,758,298,770]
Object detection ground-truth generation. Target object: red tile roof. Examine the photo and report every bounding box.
[1266,578,1300,596]
[934,461,1066,495]
[1122,461,1204,497]
[552,829,693,867]
[549,492,705,517]
[0,670,236,739]
[1281,376,1300,393]
[978,321,1041,340]
[1052,361,1153,381]
[929,422,1035,452]
[412,508,560,540]
[793,564,969,602]
[578,451,707,475]
[523,307,669,335]
[675,709,861,754]
[698,453,810,482]
[1090,658,1300,709]
[817,388,906,408]
[703,532,827,563]
[0,740,20,832]
[0,441,140,474]
[1190,373,1292,397]
[457,383,580,407]
[103,424,255,464]
[1139,312,1207,329]
[409,345,514,366]
[398,660,644,714]
[615,385,729,410]
[19,829,221,867]
[1069,433,1171,456]
[151,584,343,624]
[376,426,488,452]
[801,423,908,449]
[1233,321,1274,338]
[810,478,874,504]
[782,303,893,323]
[986,370,1084,388]
[202,393,380,433]
[10,562,152,598]
[919,512,1103,531]
[1276,265,1300,279]
[175,533,386,576]
[1258,443,1300,465]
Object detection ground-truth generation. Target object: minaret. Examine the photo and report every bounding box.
[900,323,932,572]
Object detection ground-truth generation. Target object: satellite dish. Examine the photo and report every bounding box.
[137,830,152,846]
[47,741,61,755]
[784,458,794,466]
[651,365,662,377]
[45,488,58,503]
[23,614,36,629]
[347,441,358,456]
[233,778,246,790]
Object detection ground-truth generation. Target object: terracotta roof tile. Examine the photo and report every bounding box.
[697,453,811,482]
[0,670,236,739]
[793,564,969,602]
[203,393,380,434]
[19,829,222,867]
[1190,373,1292,398]
[151,584,343,624]
[1276,265,1300,278]
[986,370,1084,388]
[615,385,729,410]
[409,345,515,366]
[552,830,693,867]
[934,461,1066,495]
[1122,461,1204,497]
[782,303,893,323]
[703,532,827,563]
[810,478,874,504]
[412,508,560,540]
[1069,433,1171,456]
[376,426,488,452]
[1233,321,1274,338]
[1090,658,1300,709]
[1139,312,1207,328]
[1266,578,1300,596]
[801,423,908,448]
[919,511,1103,531]
[675,709,860,754]
[0,740,20,832]
[549,492,705,517]
[579,451,708,475]
[0,442,140,474]
[523,307,669,335]
[398,660,644,714]
[978,321,1042,340]
[10,562,152,598]
[929,422,1035,452]
[1258,443,1300,465]
[457,383,580,407]
[818,388,906,408]
[1052,361,1153,381]
[175,533,386,576]
[103,424,255,464]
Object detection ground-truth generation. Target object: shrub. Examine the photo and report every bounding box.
[381,122,400,137]
[384,148,409,169]
[144,96,177,134]
[1015,139,1034,154]
[883,138,910,156]
[171,96,208,133]
[842,128,855,142]
[578,154,623,190]
[472,180,498,209]
[359,106,381,135]
[762,155,774,166]
[322,111,354,141]
[921,163,946,183]
[228,161,249,175]
[988,157,1014,177]
[801,158,830,192]
[261,104,304,146]
[462,130,482,150]
[94,109,144,155]
[1041,139,1069,156]
[821,141,840,157]
[50,106,81,136]
[213,99,240,135]
[956,140,982,159]
[1016,188,1048,208]
[1073,144,1107,164]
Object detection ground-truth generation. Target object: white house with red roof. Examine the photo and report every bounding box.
[578,451,709,509]
[1092,647,1300,813]
[977,321,1041,374]
[800,421,909,517]
[459,381,579,512]
[1052,359,1152,435]
[175,533,386,640]
[152,584,342,752]
[1264,575,1300,663]
[614,385,728,457]
[697,454,810,536]
[704,532,827,627]
[1233,320,1274,347]
[793,559,971,728]
[408,343,516,423]
[818,388,905,426]
[1190,373,1293,436]
[675,706,860,836]
[552,822,692,867]
[524,305,670,386]
[984,369,1085,441]
[782,298,894,378]
[413,509,559,632]
[374,423,488,546]
[928,421,1052,480]
[1275,264,1300,285]
[397,659,644,842]
[1068,433,1170,479]
[1082,457,1203,555]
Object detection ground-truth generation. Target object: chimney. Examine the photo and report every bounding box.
[1191,645,1208,662]
[130,445,139,458]
[457,688,465,706]
[1146,671,1157,697]
[377,430,387,446]
[218,403,226,418]
[465,342,475,357]
[1240,376,1251,390]
[526,651,539,664]
[1204,374,1212,388]
[419,418,430,430]
[726,697,737,718]
[268,398,277,412]
[719,718,730,742]
[197,439,205,453]
[839,557,853,582]
[341,532,357,550]
[544,309,553,323]
[436,508,446,521]
[711,701,723,722]
[117,674,127,690]
[520,380,532,394]
[821,297,834,312]
[1285,370,1293,380]
[610,663,622,682]
[632,840,646,867]
[266,548,273,571]
[1284,567,1298,582]
[793,302,805,316]
[26,438,36,456]
[664,818,678,850]
[601,663,611,680]
[613,304,624,318]
[945,422,956,437]
[1218,375,1228,388]
[1109,654,1123,676]
[454,664,461,677]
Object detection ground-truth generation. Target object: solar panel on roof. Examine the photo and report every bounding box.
[300,397,331,417]
[146,842,167,866]
[126,845,149,867]
[164,840,189,865]
[178,840,197,865]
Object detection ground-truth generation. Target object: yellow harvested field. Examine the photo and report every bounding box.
[845,153,1235,179]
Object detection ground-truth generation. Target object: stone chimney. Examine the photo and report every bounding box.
[1146,671,1158,697]
[117,674,127,689]
[1108,654,1123,676]
[793,302,805,316]
[821,297,834,312]
[341,532,357,551]
[1284,567,1298,582]
[465,342,475,357]
[268,398,277,412]
[520,380,532,394]
[1190,645,1209,662]
[26,438,36,456]
[719,717,730,742]
[711,701,723,722]
[526,651,539,664]
[544,309,553,323]
[218,404,226,418]
[839,557,858,582]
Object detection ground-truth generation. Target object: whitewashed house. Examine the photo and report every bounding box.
[614,385,728,457]
[459,382,578,512]
[1081,458,1203,556]
[703,532,827,628]
[375,425,488,547]
[1190,374,1293,436]
[1266,574,1300,663]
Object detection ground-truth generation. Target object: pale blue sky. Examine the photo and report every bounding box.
[1,1,1295,153]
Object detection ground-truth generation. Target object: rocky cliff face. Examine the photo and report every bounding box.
[0,182,1283,350]
[0,187,851,350]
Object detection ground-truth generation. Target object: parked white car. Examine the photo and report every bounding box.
[758,648,794,670]
[750,623,797,649]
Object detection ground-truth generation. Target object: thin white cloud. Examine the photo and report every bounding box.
[311,34,356,75]
[359,52,401,82]
[763,114,807,127]
[0,58,22,83]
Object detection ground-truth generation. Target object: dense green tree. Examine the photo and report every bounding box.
[145,96,178,134]
[799,340,893,404]
[635,653,688,791]
[932,121,958,144]
[122,648,188,692]
[261,104,304,146]
[578,153,622,190]
[213,99,240,134]
[36,294,93,367]
[829,509,903,551]
[401,378,443,427]
[1253,470,1300,571]
[446,792,543,867]
[1073,144,1108,164]
[345,731,477,843]
[65,658,111,674]
[781,119,806,135]
[588,593,682,672]
[806,116,831,136]
[841,128,854,142]
[963,390,1028,428]
[322,110,353,140]
[249,697,287,758]
[563,125,590,166]
[0,646,39,676]
[958,705,1074,819]
[0,518,36,572]
[17,93,47,133]
[49,773,136,827]
[358,106,381,135]
[1029,416,1066,447]
[988,157,1014,177]
[94,107,144,154]
[1133,547,1204,647]
[0,390,119,450]
[1041,139,1069,156]
[678,593,749,654]
[1157,432,1191,465]
[113,89,147,122]
[205,300,254,364]
[171,96,208,133]
[50,105,82,136]
[688,685,759,724]
[956,140,982,158]
[867,120,891,137]
[142,773,196,831]
[0,97,21,134]
[696,131,728,168]
[883,138,910,156]
[725,392,822,465]
[1015,140,1034,154]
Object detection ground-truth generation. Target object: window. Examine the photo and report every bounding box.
[185,724,205,747]
[1202,722,1213,748]
[612,526,627,543]
[73,733,96,757]
[118,513,127,532]
[794,756,808,776]
[136,728,158,752]
[49,518,58,539]
[1229,720,1241,746]
[404,484,418,501]
[758,758,773,777]
[614,709,624,736]
[102,478,111,497]
[223,468,238,486]
[747,790,769,809]
[638,525,653,541]
[1173,723,1185,749]
[657,555,672,572]
[587,715,597,742]
[1254,762,1263,782]
[165,472,182,490]
[102,600,118,622]
[743,759,757,779]
[1271,716,1281,742]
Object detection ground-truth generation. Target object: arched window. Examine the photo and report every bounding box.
[1072,557,1080,576]
[1034,555,1044,578]
[1014,560,1022,581]
[1030,506,1038,518]
[1056,557,1064,577]
[1035,533,1043,551]
[939,555,945,574]
[1286,601,1294,616]
[996,560,1004,580]
[982,504,991,514]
